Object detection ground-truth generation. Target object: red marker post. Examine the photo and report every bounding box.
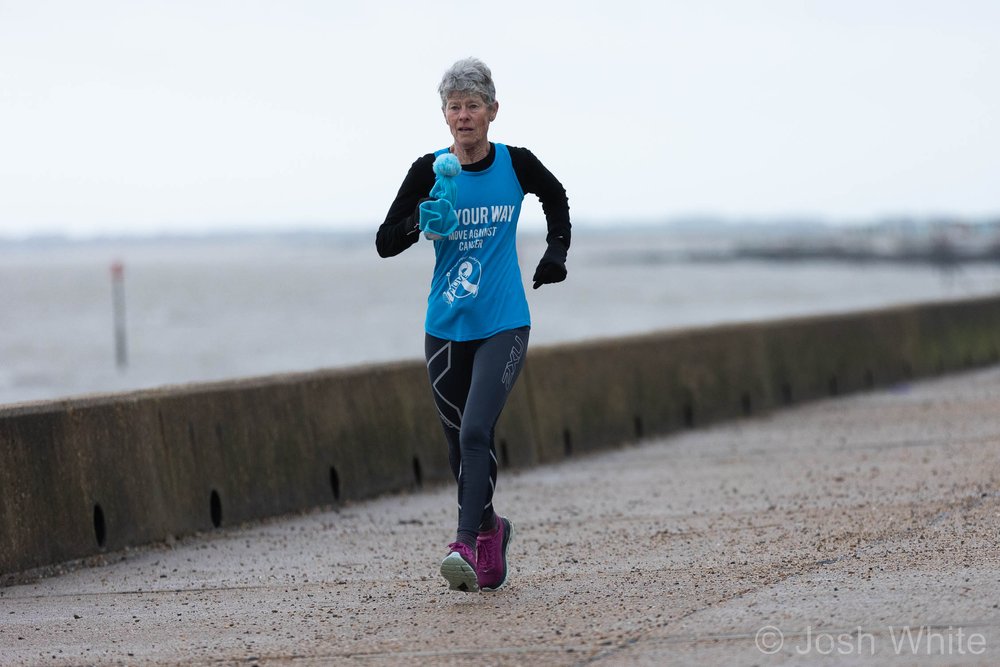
[111,261,128,369]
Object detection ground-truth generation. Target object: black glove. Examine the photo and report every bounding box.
[407,197,433,234]
[532,242,568,289]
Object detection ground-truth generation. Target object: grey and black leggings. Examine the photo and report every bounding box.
[424,326,529,542]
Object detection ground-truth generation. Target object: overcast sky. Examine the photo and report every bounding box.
[1,0,998,238]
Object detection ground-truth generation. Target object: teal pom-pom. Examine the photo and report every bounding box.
[434,153,462,178]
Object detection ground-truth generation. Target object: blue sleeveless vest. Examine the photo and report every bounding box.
[424,143,530,340]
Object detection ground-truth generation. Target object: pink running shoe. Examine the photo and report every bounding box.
[476,516,514,591]
[440,542,479,592]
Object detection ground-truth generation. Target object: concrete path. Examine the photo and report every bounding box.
[2,366,1000,666]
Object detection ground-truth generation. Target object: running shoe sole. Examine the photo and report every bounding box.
[481,518,514,592]
[440,551,479,592]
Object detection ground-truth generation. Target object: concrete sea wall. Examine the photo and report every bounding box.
[3,296,1000,578]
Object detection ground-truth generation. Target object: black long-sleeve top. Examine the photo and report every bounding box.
[376,143,571,258]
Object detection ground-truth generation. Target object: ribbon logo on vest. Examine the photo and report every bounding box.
[442,257,482,305]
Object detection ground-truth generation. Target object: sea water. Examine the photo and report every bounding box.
[3,228,999,406]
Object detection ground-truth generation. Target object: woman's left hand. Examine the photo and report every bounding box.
[532,243,568,289]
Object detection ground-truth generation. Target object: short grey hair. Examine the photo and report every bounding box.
[438,57,496,108]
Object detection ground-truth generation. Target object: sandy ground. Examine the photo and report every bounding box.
[2,366,999,666]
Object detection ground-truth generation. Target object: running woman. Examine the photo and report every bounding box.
[377,58,571,592]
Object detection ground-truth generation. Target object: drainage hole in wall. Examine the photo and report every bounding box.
[633,416,644,440]
[93,504,107,548]
[740,393,752,416]
[412,457,423,488]
[210,490,222,528]
[781,382,793,405]
[682,404,694,428]
[828,376,839,397]
[563,429,573,457]
[330,466,341,501]
[499,439,510,468]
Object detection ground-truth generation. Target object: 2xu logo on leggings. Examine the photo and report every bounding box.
[501,336,524,391]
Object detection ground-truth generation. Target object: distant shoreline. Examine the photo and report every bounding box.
[2,214,998,247]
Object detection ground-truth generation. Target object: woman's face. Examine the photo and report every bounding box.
[443,93,497,151]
